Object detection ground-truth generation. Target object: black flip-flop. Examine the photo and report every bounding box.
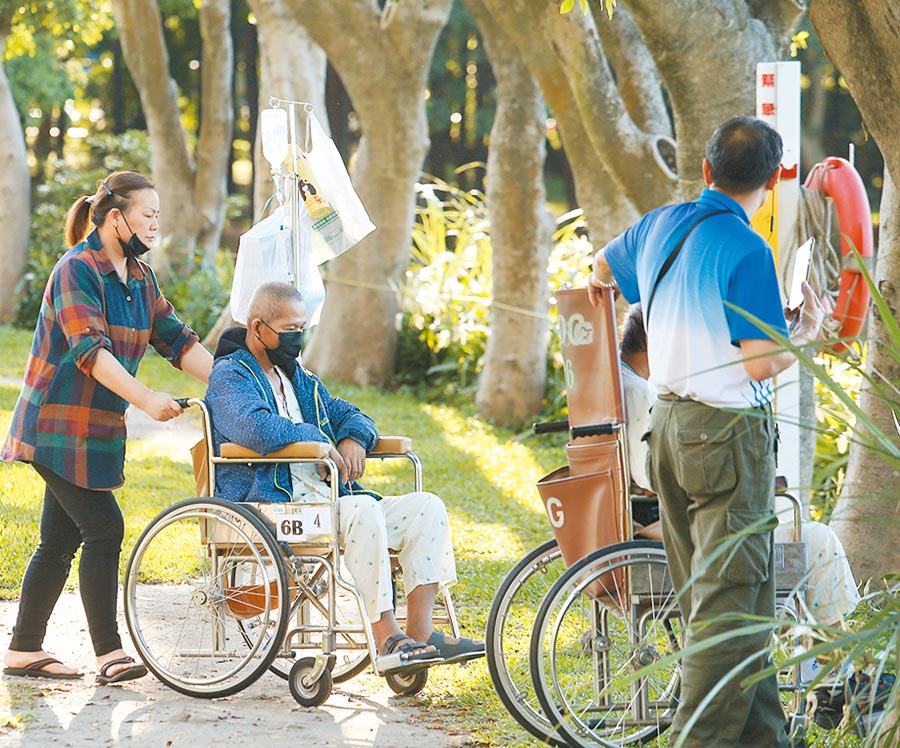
[426,631,485,665]
[3,657,84,681]
[95,656,148,685]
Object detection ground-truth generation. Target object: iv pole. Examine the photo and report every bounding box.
[260,97,314,295]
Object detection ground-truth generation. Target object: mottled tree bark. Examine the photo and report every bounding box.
[111,0,233,272]
[467,0,554,425]
[811,0,900,588]
[278,0,452,386]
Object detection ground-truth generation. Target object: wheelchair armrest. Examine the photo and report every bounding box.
[219,442,332,459]
[368,436,412,455]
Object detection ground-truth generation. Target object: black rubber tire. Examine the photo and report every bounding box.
[289,657,333,707]
[385,667,429,696]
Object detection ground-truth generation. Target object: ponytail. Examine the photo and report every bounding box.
[64,195,94,248]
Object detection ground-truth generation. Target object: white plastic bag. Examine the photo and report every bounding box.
[294,112,375,265]
[230,205,325,326]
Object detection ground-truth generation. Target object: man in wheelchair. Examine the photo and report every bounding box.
[205,281,484,676]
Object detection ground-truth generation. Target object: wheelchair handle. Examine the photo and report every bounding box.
[175,397,193,409]
[570,423,621,439]
[533,419,569,435]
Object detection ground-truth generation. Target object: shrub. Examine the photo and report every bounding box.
[396,178,592,415]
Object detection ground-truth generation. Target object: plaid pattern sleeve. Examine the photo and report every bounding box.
[2,230,200,490]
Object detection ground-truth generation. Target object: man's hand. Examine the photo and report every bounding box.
[587,248,616,307]
[317,447,349,484]
[336,438,366,482]
[786,281,825,346]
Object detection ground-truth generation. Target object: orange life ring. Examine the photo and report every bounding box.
[803,157,873,353]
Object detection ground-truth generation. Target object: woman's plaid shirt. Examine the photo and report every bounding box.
[3,229,198,490]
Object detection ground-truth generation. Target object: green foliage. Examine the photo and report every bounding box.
[163,252,235,340]
[397,179,592,417]
[811,356,860,520]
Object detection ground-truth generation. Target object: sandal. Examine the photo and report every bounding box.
[96,656,148,685]
[376,633,443,676]
[426,631,485,665]
[3,657,83,681]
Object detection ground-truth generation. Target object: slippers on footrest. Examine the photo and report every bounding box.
[426,631,485,665]
[96,656,148,685]
[3,657,83,680]
[376,633,443,676]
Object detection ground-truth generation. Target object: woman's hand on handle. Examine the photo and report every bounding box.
[137,391,184,422]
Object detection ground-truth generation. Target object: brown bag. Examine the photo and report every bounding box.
[537,465,626,598]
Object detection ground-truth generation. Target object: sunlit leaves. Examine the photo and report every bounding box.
[559,0,616,19]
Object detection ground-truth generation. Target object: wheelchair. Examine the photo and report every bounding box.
[123,399,461,706]
[485,287,816,748]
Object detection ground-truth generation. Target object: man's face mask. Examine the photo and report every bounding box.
[258,320,304,369]
[116,213,152,258]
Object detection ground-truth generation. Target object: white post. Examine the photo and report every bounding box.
[754,61,813,503]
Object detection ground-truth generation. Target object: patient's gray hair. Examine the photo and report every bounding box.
[246,282,304,324]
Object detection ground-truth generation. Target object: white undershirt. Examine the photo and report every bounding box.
[272,367,330,502]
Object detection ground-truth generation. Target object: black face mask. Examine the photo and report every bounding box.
[116,214,152,258]
[258,321,304,369]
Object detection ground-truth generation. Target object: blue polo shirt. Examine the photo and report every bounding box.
[605,190,789,408]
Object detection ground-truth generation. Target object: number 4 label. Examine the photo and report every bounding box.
[275,506,332,542]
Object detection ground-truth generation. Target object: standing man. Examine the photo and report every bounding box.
[588,116,824,747]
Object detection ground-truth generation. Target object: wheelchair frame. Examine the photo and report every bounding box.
[485,287,819,747]
[124,398,460,706]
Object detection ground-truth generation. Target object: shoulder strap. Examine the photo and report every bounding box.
[644,209,732,323]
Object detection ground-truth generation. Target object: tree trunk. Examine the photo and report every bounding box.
[195,0,234,263]
[467,0,554,426]
[810,0,900,584]
[283,0,453,386]
[0,31,29,322]
[828,172,900,583]
[810,0,900,180]
[111,0,233,272]
[248,0,327,213]
[474,0,639,244]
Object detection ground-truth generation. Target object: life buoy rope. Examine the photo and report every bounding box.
[802,156,873,354]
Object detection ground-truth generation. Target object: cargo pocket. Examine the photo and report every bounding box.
[676,427,737,496]
[720,508,775,584]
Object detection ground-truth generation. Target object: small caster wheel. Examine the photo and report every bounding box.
[289,656,333,707]
[385,667,428,696]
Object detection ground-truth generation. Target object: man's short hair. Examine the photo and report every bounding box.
[246,282,304,325]
[620,304,647,359]
[706,116,783,194]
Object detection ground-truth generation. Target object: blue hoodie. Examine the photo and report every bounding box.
[206,327,379,503]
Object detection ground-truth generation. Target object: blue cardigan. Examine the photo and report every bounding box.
[206,335,379,503]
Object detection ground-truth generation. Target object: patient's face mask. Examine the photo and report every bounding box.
[258,319,304,369]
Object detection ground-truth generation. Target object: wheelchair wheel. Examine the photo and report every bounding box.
[385,667,429,696]
[124,498,290,698]
[530,541,682,748]
[485,539,567,746]
[289,657,333,707]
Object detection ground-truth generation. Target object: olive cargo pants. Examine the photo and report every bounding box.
[648,395,788,748]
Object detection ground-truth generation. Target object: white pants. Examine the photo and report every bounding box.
[775,519,861,625]
[337,491,457,622]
